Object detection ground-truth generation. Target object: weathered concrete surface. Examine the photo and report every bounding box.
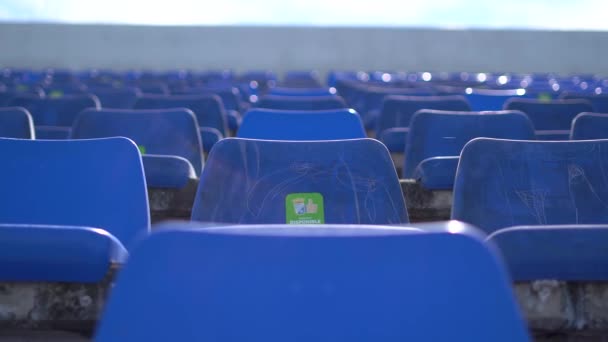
[400,179,452,222]
[0,330,88,342]
[148,179,199,223]
[0,267,117,335]
[517,281,608,341]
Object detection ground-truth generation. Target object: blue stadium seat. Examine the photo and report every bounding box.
[237,108,365,140]
[0,138,149,281]
[191,138,407,224]
[89,87,141,109]
[173,86,244,132]
[134,94,227,152]
[560,92,608,113]
[71,109,203,188]
[355,86,437,129]
[255,95,347,111]
[283,70,322,88]
[8,94,100,139]
[95,222,529,342]
[404,110,535,188]
[0,224,127,282]
[504,98,593,140]
[0,107,35,139]
[269,87,336,96]
[571,112,608,140]
[377,95,471,152]
[488,225,608,281]
[465,88,528,111]
[452,138,608,234]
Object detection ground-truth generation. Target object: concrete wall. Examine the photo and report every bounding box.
[1,22,607,76]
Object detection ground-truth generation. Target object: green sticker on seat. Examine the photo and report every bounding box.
[286,193,325,224]
[537,93,552,102]
[49,90,64,98]
[138,145,146,155]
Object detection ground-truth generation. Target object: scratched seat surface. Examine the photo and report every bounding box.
[377,95,471,152]
[191,138,408,224]
[403,110,535,188]
[95,222,529,342]
[452,138,608,234]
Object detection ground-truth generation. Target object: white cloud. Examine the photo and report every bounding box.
[0,0,607,30]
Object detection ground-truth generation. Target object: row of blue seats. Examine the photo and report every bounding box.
[4,104,608,191]
[4,135,608,340]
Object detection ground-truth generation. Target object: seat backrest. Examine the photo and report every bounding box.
[504,98,593,131]
[191,138,407,224]
[361,86,437,115]
[8,94,100,126]
[464,88,528,111]
[571,112,608,140]
[237,108,365,140]
[561,92,608,113]
[269,87,335,97]
[255,95,347,111]
[377,95,470,135]
[0,137,150,248]
[403,110,535,177]
[133,94,227,135]
[95,222,529,342]
[0,107,35,139]
[88,87,141,109]
[173,86,242,112]
[72,109,204,176]
[488,225,608,281]
[452,138,608,234]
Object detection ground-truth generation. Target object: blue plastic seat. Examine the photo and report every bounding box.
[465,88,528,111]
[173,86,244,132]
[504,98,593,140]
[404,110,535,188]
[282,70,322,88]
[269,87,336,97]
[0,107,35,139]
[8,94,100,139]
[192,138,407,224]
[377,95,471,152]
[0,224,127,282]
[89,87,141,109]
[71,109,203,187]
[488,225,608,281]
[255,95,347,111]
[0,137,149,281]
[452,138,608,234]
[571,112,608,140]
[133,94,227,151]
[237,108,365,140]
[95,222,529,342]
[560,92,608,113]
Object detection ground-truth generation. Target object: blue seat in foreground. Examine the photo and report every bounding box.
[192,138,407,224]
[403,110,535,188]
[255,95,347,111]
[237,108,365,140]
[0,224,127,282]
[504,98,593,140]
[8,94,100,139]
[488,225,608,281]
[452,138,608,234]
[571,112,608,140]
[95,222,529,342]
[0,138,149,282]
[0,107,35,139]
[377,95,471,152]
[72,109,203,188]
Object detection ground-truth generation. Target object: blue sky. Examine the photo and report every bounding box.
[0,0,605,30]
